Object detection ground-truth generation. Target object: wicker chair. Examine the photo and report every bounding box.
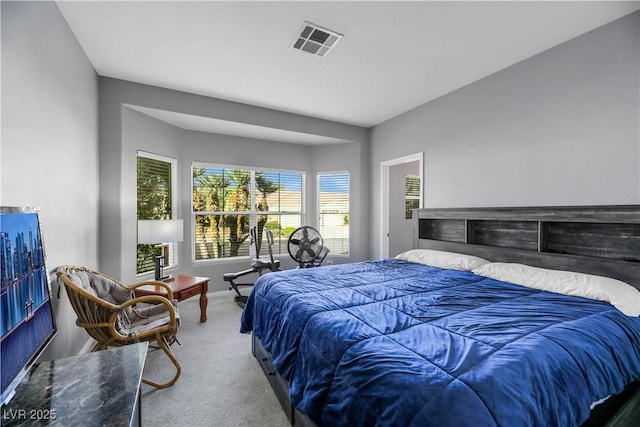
[56,265,181,388]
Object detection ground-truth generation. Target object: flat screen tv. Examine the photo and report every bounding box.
[1,207,57,405]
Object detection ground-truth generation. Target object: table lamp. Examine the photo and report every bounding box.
[138,219,184,280]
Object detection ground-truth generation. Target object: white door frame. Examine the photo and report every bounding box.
[379,152,424,259]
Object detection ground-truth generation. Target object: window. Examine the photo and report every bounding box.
[136,152,178,275]
[317,172,349,255]
[256,171,304,256]
[192,164,304,261]
[405,175,420,220]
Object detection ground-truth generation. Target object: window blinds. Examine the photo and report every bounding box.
[136,153,178,274]
[192,164,304,260]
[318,173,350,255]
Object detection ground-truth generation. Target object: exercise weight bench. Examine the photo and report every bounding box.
[225,227,279,308]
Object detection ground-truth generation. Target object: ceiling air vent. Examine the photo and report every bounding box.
[291,21,342,59]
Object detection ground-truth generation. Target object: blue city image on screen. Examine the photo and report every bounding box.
[1,211,56,402]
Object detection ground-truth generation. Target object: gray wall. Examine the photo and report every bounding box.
[369,11,640,259]
[1,1,99,359]
[101,78,369,287]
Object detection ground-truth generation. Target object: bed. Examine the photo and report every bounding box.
[240,206,640,426]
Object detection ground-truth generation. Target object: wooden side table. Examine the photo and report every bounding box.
[134,275,210,322]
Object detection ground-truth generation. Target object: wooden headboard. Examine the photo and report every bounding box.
[413,205,640,290]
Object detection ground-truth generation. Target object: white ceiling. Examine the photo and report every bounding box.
[57,1,639,135]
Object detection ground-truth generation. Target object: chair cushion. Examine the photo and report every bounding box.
[65,270,133,304]
[123,300,180,334]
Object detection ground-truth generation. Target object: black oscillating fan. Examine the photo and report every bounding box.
[287,226,327,268]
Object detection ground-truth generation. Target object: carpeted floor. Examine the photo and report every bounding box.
[140,290,290,427]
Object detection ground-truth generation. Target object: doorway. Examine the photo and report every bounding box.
[380,152,423,258]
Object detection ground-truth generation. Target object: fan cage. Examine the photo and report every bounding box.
[287,226,324,265]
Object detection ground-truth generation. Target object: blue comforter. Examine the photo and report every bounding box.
[240,259,640,427]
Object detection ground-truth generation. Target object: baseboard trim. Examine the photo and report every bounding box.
[79,338,96,354]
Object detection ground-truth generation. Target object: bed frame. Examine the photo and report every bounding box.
[252,205,640,426]
[414,205,640,290]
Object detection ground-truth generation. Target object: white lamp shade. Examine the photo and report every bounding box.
[138,219,184,244]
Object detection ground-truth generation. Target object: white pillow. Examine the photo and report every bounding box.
[472,262,640,317]
[395,249,490,272]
